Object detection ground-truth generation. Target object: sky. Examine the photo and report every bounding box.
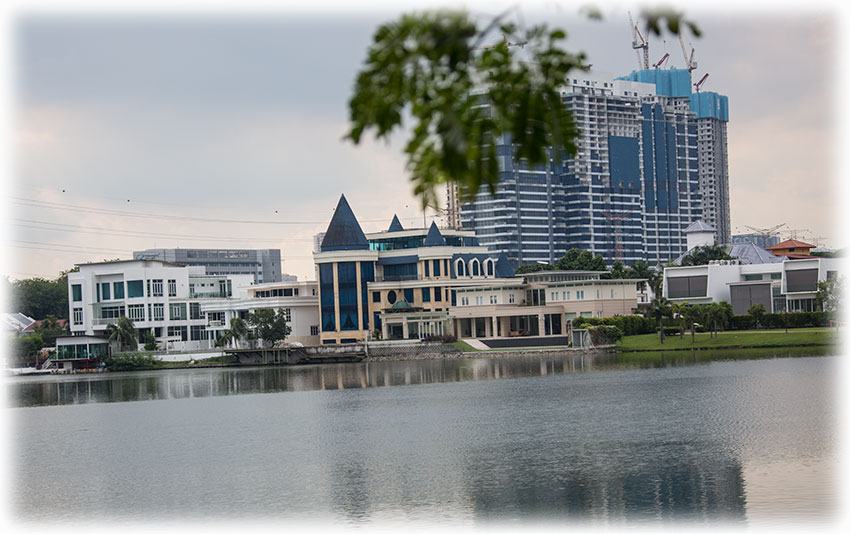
[3,0,849,282]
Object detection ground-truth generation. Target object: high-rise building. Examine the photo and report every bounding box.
[133,248,282,284]
[460,68,729,267]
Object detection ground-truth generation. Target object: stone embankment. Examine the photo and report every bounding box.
[364,342,613,362]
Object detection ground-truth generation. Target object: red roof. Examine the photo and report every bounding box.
[23,318,69,333]
[766,239,814,250]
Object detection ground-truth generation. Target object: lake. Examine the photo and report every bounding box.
[6,347,838,527]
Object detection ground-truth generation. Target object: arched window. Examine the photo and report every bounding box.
[470,259,480,276]
[485,259,495,277]
[455,259,466,277]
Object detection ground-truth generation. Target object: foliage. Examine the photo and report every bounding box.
[556,249,607,271]
[646,297,673,344]
[747,304,767,328]
[139,330,157,351]
[106,316,138,352]
[347,7,699,208]
[34,315,66,347]
[10,275,69,320]
[422,334,457,343]
[572,315,654,336]
[13,333,44,360]
[815,275,842,312]
[515,263,555,274]
[102,352,163,372]
[587,325,623,345]
[680,244,732,266]
[247,308,291,348]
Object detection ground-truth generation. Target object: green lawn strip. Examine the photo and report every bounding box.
[450,340,483,352]
[616,328,838,352]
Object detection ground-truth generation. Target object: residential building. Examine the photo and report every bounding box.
[663,257,842,314]
[765,239,816,259]
[460,68,729,267]
[67,259,254,352]
[133,248,282,284]
[674,221,782,266]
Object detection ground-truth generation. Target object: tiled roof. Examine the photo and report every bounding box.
[766,239,814,250]
[684,220,716,233]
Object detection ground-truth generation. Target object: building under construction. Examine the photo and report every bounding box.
[459,67,730,266]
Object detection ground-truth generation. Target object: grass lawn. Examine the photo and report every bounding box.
[616,328,839,352]
[450,340,483,352]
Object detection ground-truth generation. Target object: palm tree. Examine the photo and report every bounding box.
[228,317,249,348]
[671,302,690,339]
[647,297,672,344]
[106,316,138,352]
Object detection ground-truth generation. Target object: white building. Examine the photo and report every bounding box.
[67,259,253,352]
[663,257,842,314]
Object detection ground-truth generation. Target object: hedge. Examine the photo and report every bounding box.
[573,315,655,336]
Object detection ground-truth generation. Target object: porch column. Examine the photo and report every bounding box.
[491,316,498,338]
[538,312,545,336]
[381,316,389,340]
[402,319,409,339]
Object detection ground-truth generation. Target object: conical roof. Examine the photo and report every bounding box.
[422,221,447,247]
[387,214,404,232]
[494,252,515,278]
[320,195,369,252]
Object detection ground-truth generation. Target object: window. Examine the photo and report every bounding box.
[128,304,145,321]
[310,325,319,336]
[471,260,480,276]
[455,260,466,277]
[433,260,441,277]
[372,291,381,303]
[425,261,430,278]
[404,289,414,303]
[461,297,469,306]
[596,289,600,299]
[101,283,111,300]
[167,326,188,341]
[577,290,585,300]
[283,308,292,322]
[610,289,615,299]
[72,284,82,302]
[190,325,207,341]
[190,302,202,320]
[100,306,123,320]
[422,287,431,303]
[153,303,165,321]
[168,279,177,297]
[73,307,83,325]
[169,303,186,320]
[151,279,163,297]
[387,290,397,304]
[744,274,763,281]
[486,260,494,276]
[434,287,442,302]
[113,282,124,299]
[490,295,497,304]
[475,296,483,305]
[771,273,783,280]
[508,294,515,304]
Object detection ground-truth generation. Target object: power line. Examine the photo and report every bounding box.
[9,240,133,254]
[10,219,312,243]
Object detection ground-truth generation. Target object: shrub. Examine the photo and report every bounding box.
[587,325,623,345]
[422,334,457,343]
[729,315,756,330]
[573,315,654,336]
[662,326,680,336]
[102,352,163,371]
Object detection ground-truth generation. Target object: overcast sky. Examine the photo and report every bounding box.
[4,0,848,281]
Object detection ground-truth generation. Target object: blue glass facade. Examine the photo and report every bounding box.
[337,262,358,331]
[319,264,335,332]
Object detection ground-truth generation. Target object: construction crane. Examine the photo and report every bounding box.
[599,210,627,262]
[694,72,710,92]
[742,223,786,238]
[628,11,649,70]
[784,228,811,241]
[473,34,528,51]
[653,52,670,69]
[678,34,698,72]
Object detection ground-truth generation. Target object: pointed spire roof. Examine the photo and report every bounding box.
[494,252,515,278]
[422,221,447,247]
[320,195,369,252]
[387,214,404,232]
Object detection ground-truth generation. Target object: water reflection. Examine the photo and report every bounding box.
[7,346,830,408]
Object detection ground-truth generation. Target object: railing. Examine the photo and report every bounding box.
[92,317,123,326]
[207,320,225,327]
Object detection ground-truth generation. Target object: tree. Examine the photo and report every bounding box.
[815,275,842,313]
[748,304,766,329]
[247,308,291,348]
[515,263,555,274]
[608,261,627,280]
[556,249,607,271]
[680,244,733,267]
[647,297,672,344]
[106,316,138,352]
[140,330,158,351]
[227,317,249,349]
[347,7,699,208]
[671,302,690,339]
[34,315,66,347]
[14,333,44,365]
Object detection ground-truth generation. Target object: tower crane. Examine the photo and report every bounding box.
[694,72,710,92]
[742,223,785,238]
[678,34,698,72]
[473,34,528,51]
[628,11,649,70]
[653,52,670,69]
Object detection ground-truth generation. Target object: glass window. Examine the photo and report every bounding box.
[337,262,359,331]
[372,291,381,303]
[319,263,335,332]
[73,307,83,325]
[387,290,397,305]
[113,282,124,299]
[509,294,515,304]
[168,279,177,297]
[190,325,207,341]
[101,283,111,300]
[422,287,430,303]
[153,303,165,321]
[127,280,144,298]
[190,302,202,320]
[434,287,442,302]
[433,260,441,277]
[72,284,82,302]
[169,303,186,320]
[152,279,163,297]
[310,326,319,336]
[128,304,145,321]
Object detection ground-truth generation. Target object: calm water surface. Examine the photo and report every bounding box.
[7,347,837,526]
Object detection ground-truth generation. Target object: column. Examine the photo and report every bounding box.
[402,319,409,339]
[491,316,498,338]
[382,316,389,340]
[537,313,545,336]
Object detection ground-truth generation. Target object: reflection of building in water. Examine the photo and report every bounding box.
[463,443,747,522]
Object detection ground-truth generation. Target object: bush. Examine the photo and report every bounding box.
[102,352,163,371]
[573,315,654,336]
[587,325,623,345]
[662,326,680,336]
[729,315,756,330]
[726,311,829,330]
